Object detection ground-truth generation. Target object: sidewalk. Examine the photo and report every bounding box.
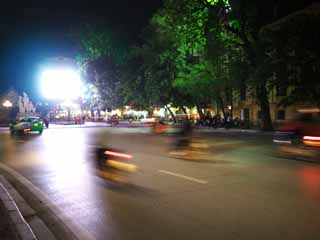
[0,173,78,240]
[50,121,109,128]
[197,127,269,133]
[0,200,19,240]
[0,163,95,240]
[49,121,150,129]
[0,176,39,240]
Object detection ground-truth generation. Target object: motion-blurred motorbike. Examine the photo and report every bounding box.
[169,120,209,161]
[152,122,170,134]
[273,111,320,161]
[94,147,137,183]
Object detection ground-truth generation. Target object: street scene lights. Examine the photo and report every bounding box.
[2,100,13,108]
[40,68,82,100]
[40,67,83,122]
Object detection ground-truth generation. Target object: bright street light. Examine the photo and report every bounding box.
[2,100,13,108]
[40,68,82,100]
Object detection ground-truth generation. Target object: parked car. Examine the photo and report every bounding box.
[10,117,44,135]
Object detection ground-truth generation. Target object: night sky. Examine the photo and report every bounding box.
[0,0,162,96]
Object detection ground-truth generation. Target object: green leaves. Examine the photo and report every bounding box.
[206,0,228,6]
[72,24,130,110]
[76,25,128,67]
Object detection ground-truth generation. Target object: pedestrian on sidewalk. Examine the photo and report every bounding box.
[225,112,231,129]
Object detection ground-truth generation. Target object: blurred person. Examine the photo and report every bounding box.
[173,118,193,149]
[170,118,210,160]
[212,115,217,128]
[153,116,161,133]
[233,117,240,128]
[40,115,49,128]
[205,112,212,128]
[225,112,231,129]
[216,114,221,128]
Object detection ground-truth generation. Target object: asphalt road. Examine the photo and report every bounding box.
[0,127,320,240]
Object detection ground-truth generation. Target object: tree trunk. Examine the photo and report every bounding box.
[257,85,273,131]
[165,105,176,123]
[180,106,188,119]
[147,107,153,118]
[229,88,233,119]
[196,105,205,121]
[217,96,226,119]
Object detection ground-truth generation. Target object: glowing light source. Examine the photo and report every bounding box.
[2,100,13,108]
[40,68,82,100]
[104,150,133,159]
[303,136,320,147]
[273,139,292,144]
[107,160,137,172]
[61,100,80,109]
[303,136,320,141]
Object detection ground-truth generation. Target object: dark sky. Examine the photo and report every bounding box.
[0,0,162,95]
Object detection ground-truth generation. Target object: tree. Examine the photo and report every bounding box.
[196,0,277,129]
[74,25,128,111]
[261,3,320,108]
[150,0,241,120]
[121,14,195,121]
[205,0,316,129]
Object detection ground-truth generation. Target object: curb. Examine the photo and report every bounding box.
[0,163,95,240]
[48,124,150,129]
[0,177,37,240]
[195,128,274,135]
[0,175,57,240]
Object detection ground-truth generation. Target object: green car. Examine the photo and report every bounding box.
[10,117,44,135]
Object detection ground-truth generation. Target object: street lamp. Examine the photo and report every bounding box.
[40,67,82,122]
[2,100,13,108]
[40,68,82,100]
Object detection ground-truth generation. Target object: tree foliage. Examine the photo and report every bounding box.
[72,0,317,129]
[262,3,320,107]
[74,25,128,110]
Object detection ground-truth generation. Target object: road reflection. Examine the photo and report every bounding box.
[300,166,320,201]
[37,129,98,188]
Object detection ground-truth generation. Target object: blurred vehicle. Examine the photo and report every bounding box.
[153,122,170,133]
[10,117,44,135]
[94,147,137,183]
[273,111,320,159]
[169,119,210,160]
[140,117,156,125]
[152,117,170,133]
[106,115,119,126]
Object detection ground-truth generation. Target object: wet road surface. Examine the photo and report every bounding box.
[1,127,320,240]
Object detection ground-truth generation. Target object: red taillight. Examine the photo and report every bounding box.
[303,136,320,147]
[303,136,320,141]
[104,150,133,159]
